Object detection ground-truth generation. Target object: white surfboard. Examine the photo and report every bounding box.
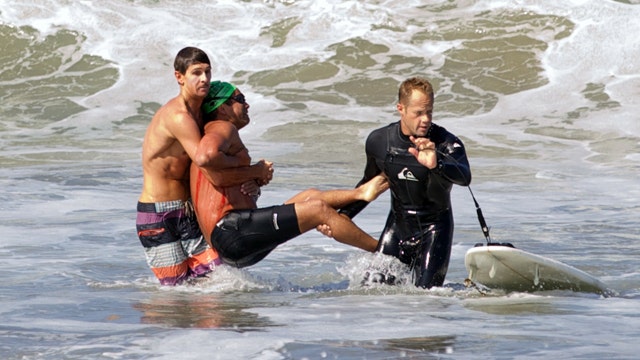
[464,245,609,294]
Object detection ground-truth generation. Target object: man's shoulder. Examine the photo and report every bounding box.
[154,96,192,124]
[203,119,237,135]
[151,97,201,140]
[368,122,397,138]
[431,124,466,152]
[365,123,396,153]
[431,123,455,139]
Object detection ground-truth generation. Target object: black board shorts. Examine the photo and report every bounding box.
[210,204,301,268]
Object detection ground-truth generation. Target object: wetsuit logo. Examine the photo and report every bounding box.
[397,167,419,182]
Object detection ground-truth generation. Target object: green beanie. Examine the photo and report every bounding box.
[202,81,237,116]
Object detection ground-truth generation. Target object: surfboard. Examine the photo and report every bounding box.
[464,244,609,295]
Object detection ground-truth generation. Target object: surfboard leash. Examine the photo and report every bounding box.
[435,149,514,248]
[467,186,492,245]
[434,149,491,244]
[464,278,490,296]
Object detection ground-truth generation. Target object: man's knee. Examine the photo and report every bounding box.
[299,188,321,201]
[296,199,331,222]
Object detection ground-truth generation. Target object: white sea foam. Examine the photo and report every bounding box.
[1,1,639,359]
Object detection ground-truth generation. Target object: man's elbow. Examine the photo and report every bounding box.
[463,172,472,186]
[193,152,210,168]
[194,148,223,169]
[460,169,472,186]
[449,166,471,186]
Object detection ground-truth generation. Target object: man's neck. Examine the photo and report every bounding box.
[181,93,203,126]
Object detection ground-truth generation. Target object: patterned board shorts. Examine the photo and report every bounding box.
[136,200,221,285]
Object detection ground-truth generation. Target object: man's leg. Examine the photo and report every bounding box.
[212,206,302,268]
[284,174,388,208]
[283,174,388,252]
[292,199,377,252]
[137,201,191,285]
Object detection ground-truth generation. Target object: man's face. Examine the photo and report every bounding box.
[227,90,250,130]
[176,62,211,98]
[397,89,433,137]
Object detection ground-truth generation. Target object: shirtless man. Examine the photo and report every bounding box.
[136,48,273,285]
[190,81,389,268]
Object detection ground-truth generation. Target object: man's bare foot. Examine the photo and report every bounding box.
[360,174,389,202]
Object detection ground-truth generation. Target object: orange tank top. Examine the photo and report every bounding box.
[191,168,230,242]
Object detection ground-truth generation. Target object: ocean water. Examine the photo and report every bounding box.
[1,0,639,359]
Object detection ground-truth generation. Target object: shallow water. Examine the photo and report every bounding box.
[1,0,639,359]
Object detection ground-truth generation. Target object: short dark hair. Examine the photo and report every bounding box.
[173,47,210,74]
[398,77,434,105]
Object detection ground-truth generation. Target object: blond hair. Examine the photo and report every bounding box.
[398,77,434,105]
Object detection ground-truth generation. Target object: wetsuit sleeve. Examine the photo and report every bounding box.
[434,135,472,186]
[338,135,382,219]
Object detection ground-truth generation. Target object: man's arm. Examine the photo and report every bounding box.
[207,159,273,188]
[434,136,471,186]
[338,152,381,219]
[169,110,205,165]
[193,121,273,187]
[409,133,471,186]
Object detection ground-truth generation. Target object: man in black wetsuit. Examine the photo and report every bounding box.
[339,77,472,288]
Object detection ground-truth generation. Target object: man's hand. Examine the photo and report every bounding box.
[316,224,333,238]
[240,180,261,198]
[253,159,274,186]
[408,136,437,169]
